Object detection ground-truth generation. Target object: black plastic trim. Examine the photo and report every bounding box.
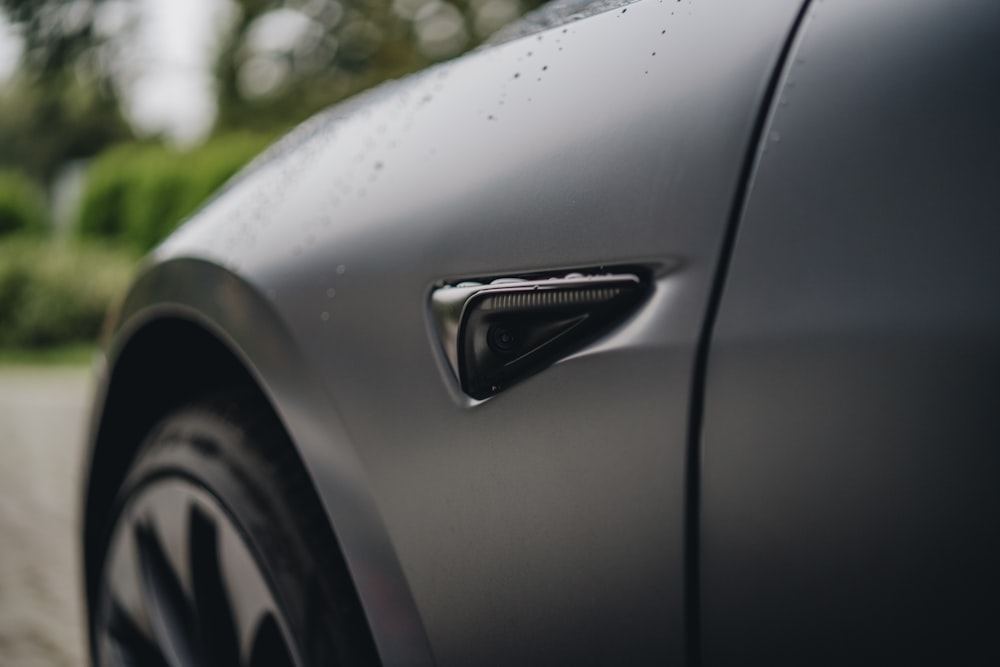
[432,271,650,399]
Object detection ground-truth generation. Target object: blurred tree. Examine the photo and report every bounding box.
[0,0,544,181]
[4,0,103,75]
[0,1,133,182]
[215,0,541,133]
[215,0,420,133]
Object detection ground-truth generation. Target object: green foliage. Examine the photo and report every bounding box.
[0,0,112,78]
[215,0,547,135]
[0,237,136,348]
[0,342,95,365]
[0,169,49,236]
[0,1,133,183]
[76,134,272,250]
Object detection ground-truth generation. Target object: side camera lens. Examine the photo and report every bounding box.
[488,325,519,353]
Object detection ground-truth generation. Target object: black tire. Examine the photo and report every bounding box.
[92,393,380,667]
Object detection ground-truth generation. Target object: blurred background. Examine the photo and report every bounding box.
[0,0,540,663]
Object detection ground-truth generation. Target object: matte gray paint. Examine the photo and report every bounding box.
[89,0,805,663]
[703,0,1000,663]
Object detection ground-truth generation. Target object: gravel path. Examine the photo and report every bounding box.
[0,367,92,667]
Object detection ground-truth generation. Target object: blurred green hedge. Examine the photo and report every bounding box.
[0,237,136,348]
[0,134,271,351]
[76,134,272,251]
[0,169,49,236]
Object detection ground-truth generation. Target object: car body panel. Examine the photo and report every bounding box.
[702,0,1000,662]
[86,0,806,664]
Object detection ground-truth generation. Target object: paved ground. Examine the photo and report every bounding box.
[0,367,92,667]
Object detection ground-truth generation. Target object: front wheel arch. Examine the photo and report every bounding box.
[82,316,334,661]
[83,258,434,667]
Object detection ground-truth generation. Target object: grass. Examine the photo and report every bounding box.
[0,343,97,367]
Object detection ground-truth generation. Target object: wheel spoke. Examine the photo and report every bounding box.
[102,599,171,667]
[215,512,292,664]
[189,505,241,667]
[134,521,201,667]
[249,614,297,667]
[102,507,155,642]
[98,478,310,667]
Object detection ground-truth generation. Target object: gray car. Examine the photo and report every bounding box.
[81,0,1000,664]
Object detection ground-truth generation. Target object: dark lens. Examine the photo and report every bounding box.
[488,325,519,353]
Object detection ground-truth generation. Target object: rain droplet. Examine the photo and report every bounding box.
[336,264,347,275]
[327,287,337,298]
[321,311,330,321]
[542,65,548,71]
[514,72,520,78]
[770,131,781,143]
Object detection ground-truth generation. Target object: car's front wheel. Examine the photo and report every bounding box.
[91,394,378,667]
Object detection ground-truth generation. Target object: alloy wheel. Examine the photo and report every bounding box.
[95,478,302,667]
